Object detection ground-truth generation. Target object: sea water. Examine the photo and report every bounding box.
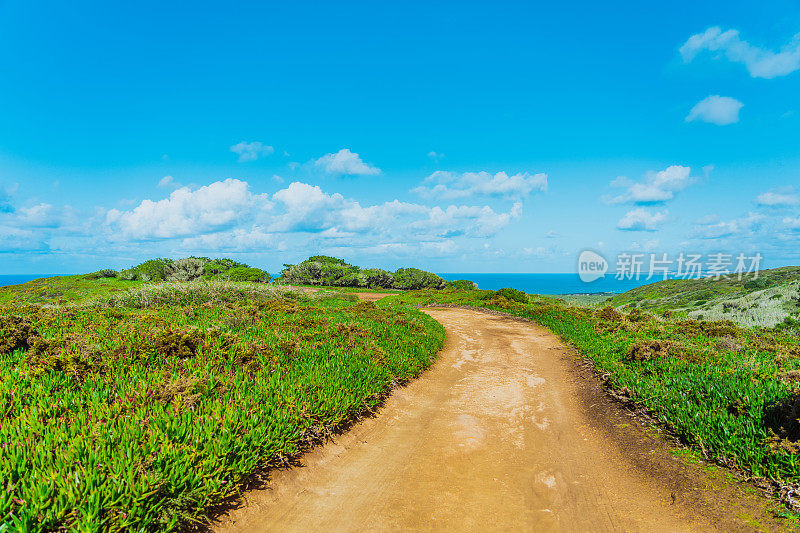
[438,273,660,295]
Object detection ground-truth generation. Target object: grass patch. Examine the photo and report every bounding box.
[0,283,444,530]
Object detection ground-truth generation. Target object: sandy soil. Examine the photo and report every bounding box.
[213,306,788,532]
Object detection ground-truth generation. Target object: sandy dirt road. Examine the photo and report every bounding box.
[214,307,786,532]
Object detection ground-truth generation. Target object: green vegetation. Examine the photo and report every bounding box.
[385,288,800,488]
[0,276,144,306]
[444,279,478,290]
[279,256,446,290]
[117,257,270,283]
[6,260,800,528]
[607,267,800,328]
[493,287,528,303]
[0,279,444,531]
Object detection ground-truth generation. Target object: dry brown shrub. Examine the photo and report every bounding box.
[717,336,743,353]
[597,306,623,322]
[626,339,680,362]
[336,323,368,337]
[0,315,42,354]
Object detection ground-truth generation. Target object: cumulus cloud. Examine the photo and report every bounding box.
[179,226,274,252]
[313,149,381,176]
[680,27,800,79]
[686,95,743,125]
[0,225,44,251]
[413,171,547,200]
[783,217,800,230]
[15,204,66,228]
[427,151,445,161]
[158,175,176,188]
[230,141,274,162]
[106,179,271,240]
[616,208,668,231]
[693,212,765,239]
[2,176,529,263]
[270,181,518,238]
[606,165,695,205]
[756,187,799,207]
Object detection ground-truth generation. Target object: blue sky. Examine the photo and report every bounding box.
[1,1,799,274]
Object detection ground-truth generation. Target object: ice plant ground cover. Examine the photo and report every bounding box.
[5,262,800,530]
[0,279,444,530]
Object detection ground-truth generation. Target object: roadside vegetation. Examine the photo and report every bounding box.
[115,257,271,283]
[385,286,800,494]
[278,255,474,291]
[0,277,444,531]
[6,256,800,528]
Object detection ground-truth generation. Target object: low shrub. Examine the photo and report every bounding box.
[393,268,446,290]
[220,266,271,283]
[493,287,527,303]
[0,315,41,354]
[446,279,478,290]
[117,269,136,281]
[134,259,173,282]
[85,269,118,280]
[112,258,269,283]
[744,278,771,291]
[280,256,444,290]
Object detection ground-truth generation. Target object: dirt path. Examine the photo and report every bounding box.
[214,307,787,532]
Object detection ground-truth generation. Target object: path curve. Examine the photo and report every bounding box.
[214,307,786,532]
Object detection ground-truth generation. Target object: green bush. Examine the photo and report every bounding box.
[112,258,269,283]
[117,269,136,281]
[744,278,771,291]
[134,259,173,282]
[306,255,348,265]
[363,269,394,289]
[280,257,445,290]
[446,279,477,290]
[85,269,118,280]
[493,287,527,303]
[220,266,271,283]
[392,268,446,290]
[202,258,246,278]
[168,258,206,281]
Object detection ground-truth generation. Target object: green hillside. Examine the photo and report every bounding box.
[608,266,800,328]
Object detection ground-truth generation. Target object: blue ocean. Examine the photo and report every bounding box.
[438,273,659,295]
[0,275,57,287]
[0,273,657,296]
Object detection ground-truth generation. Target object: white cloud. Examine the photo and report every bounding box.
[106,179,270,240]
[428,151,445,160]
[680,27,800,79]
[0,225,43,251]
[693,212,765,239]
[313,149,381,175]
[783,217,800,230]
[606,165,694,205]
[413,170,547,199]
[616,208,668,231]
[270,181,518,238]
[230,141,274,162]
[756,187,799,207]
[158,175,176,188]
[179,226,274,251]
[686,95,743,125]
[3,177,528,262]
[15,204,65,228]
